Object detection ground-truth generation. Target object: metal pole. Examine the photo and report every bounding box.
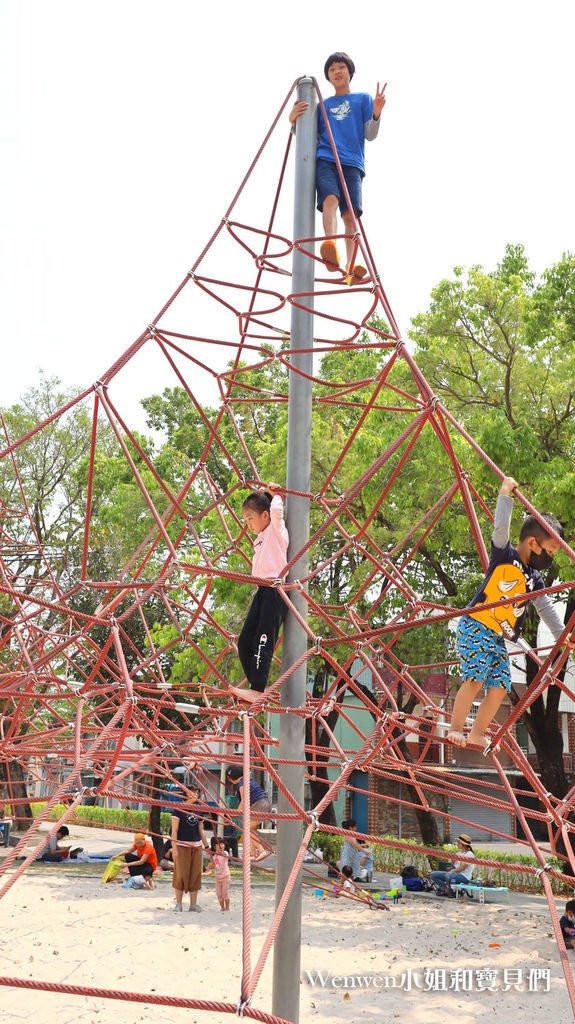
[218,717,227,839]
[272,76,315,1024]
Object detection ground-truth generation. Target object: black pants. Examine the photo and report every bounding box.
[125,852,153,877]
[238,587,286,692]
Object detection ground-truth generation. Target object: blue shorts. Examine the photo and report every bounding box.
[316,158,363,216]
[456,615,511,692]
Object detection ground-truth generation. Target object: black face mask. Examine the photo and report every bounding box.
[530,548,554,572]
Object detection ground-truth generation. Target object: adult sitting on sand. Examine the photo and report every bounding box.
[429,834,475,896]
[170,784,210,912]
[116,832,158,889]
[37,825,73,862]
[159,836,174,871]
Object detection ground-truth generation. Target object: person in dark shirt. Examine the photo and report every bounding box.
[159,836,174,872]
[560,899,575,949]
[170,785,210,912]
[448,475,565,749]
[226,766,271,861]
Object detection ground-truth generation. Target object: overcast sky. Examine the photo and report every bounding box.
[1,0,574,428]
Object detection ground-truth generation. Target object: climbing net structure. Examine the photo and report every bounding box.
[1,77,575,1019]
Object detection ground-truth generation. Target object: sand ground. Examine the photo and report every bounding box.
[1,867,574,1024]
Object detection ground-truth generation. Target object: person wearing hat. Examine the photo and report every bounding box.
[116,832,158,889]
[289,52,387,284]
[430,835,475,897]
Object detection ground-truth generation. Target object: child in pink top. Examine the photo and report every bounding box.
[205,837,231,911]
[230,483,289,704]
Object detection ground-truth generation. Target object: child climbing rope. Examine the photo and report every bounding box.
[225,767,272,861]
[229,483,288,703]
[447,475,566,749]
[289,51,386,284]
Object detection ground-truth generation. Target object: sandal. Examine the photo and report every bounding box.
[320,240,340,272]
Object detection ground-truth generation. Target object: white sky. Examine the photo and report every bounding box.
[1,0,574,428]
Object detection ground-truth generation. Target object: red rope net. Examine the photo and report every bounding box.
[1,77,575,1017]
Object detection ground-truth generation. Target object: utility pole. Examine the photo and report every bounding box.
[272,76,315,1024]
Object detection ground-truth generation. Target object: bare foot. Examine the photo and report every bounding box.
[468,731,500,753]
[446,730,467,747]
[228,685,262,704]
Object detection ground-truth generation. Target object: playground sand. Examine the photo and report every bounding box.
[0,873,572,1023]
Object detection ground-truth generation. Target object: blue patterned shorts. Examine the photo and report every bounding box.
[456,615,511,692]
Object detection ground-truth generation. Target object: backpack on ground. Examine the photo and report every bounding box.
[403,877,426,891]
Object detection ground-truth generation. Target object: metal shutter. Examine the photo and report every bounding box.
[450,778,513,842]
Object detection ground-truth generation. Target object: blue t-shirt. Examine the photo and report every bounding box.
[317,92,374,174]
[467,541,544,642]
[236,776,267,805]
[171,807,203,843]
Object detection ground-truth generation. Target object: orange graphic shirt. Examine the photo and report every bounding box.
[468,544,543,641]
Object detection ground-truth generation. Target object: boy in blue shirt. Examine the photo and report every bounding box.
[448,475,566,749]
[289,52,386,283]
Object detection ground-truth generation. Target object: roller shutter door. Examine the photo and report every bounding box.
[449,778,513,843]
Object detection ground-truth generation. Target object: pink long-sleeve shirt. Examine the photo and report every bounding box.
[252,495,289,579]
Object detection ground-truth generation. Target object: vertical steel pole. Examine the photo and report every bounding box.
[272,76,315,1024]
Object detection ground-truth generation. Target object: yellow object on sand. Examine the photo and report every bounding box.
[101,857,123,883]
